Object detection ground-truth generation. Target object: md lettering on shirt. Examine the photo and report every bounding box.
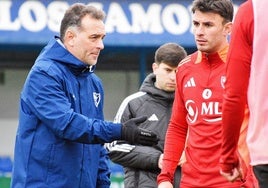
[201,102,221,115]
[201,88,222,116]
[0,1,192,35]
[186,88,222,124]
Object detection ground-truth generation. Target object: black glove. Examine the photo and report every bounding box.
[121,116,159,146]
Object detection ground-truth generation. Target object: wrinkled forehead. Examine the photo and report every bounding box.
[79,15,106,35]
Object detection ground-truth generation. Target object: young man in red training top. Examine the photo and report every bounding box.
[157,0,256,187]
[220,0,268,188]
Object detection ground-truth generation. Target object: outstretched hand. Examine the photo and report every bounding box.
[121,116,159,146]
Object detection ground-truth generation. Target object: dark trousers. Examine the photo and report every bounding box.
[253,164,268,188]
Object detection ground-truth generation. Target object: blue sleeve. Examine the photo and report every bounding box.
[21,66,121,144]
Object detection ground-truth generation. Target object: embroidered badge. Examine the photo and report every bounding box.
[93,92,101,107]
[221,76,226,89]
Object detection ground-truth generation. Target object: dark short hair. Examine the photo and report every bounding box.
[191,0,234,23]
[60,3,105,41]
[154,43,187,67]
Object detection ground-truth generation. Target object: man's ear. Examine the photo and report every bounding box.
[64,28,76,47]
[223,22,233,37]
[152,62,159,74]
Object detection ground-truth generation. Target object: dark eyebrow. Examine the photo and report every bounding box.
[193,19,214,25]
[90,33,106,38]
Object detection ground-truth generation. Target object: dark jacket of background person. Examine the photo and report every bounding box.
[109,73,181,188]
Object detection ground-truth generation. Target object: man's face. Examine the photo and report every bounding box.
[192,10,231,54]
[153,62,177,92]
[65,15,106,66]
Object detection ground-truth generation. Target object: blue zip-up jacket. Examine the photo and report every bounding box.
[11,37,122,188]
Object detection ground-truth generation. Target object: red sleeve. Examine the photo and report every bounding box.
[157,68,188,184]
[220,1,254,173]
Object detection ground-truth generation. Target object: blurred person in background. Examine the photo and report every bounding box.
[106,43,187,188]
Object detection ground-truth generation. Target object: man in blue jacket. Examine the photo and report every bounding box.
[11,3,158,188]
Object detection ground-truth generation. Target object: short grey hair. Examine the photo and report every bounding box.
[60,3,105,41]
